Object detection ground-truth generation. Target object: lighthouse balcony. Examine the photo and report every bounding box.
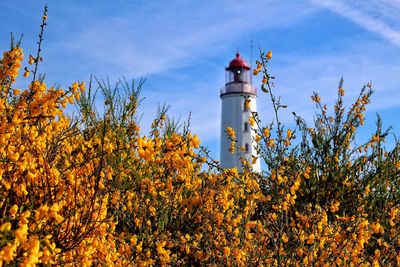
[220,83,257,96]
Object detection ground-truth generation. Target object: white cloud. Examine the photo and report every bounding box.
[310,0,400,46]
[56,0,319,144]
[63,0,318,78]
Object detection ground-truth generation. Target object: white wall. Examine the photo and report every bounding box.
[220,92,261,172]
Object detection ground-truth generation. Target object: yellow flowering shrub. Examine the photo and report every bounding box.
[248,49,400,266]
[0,10,399,266]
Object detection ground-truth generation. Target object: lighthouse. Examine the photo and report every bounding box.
[220,52,261,172]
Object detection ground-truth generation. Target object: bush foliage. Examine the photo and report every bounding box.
[0,9,399,266]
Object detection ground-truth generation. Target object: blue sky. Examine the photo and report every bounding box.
[1,0,400,159]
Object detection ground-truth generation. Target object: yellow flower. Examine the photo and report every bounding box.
[0,222,11,231]
[365,185,371,196]
[311,94,321,103]
[266,50,273,60]
[137,137,155,161]
[263,127,270,138]
[281,233,289,243]
[226,127,236,139]
[156,241,167,256]
[249,116,255,127]
[136,241,143,253]
[35,204,49,220]
[223,247,230,257]
[390,208,398,220]
[15,224,28,242]
[79,81,85,92]
[330,201,340,213]
[98,181,105,190]
[229,141,235,153]
[2,47,23,82]
[306,233,315,244]
[244,99,250,110]
[130,235,137,246]
[303,166,311,179]
[262,76,268,84]
[190,134,201,148]
[149,206,156,216]
[267,139,275,148]
[371,134,380,143]
[253,61,262,76]
[286,129,292,139]
[252,155,258,164]
[372,223,384,234]
[297,247,303,257]
[9,204,18,217]
[29,54,35,65]
[233,227,239,236]
[339,87,345,96]
[0,243,17,262]
[284,139,291,147]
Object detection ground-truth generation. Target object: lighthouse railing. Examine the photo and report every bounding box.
[220,83,257,96]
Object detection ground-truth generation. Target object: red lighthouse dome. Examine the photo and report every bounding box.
[226,52,251,71]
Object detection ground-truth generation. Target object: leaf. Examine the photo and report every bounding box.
[261,84,269,93]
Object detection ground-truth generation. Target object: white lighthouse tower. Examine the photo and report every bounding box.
[220,52,261,172]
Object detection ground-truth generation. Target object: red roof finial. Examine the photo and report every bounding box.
[226,52,251,71]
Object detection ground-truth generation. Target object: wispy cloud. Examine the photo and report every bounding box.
[55,0,319,144]
[310,0,400,46]
[63,0,318,78]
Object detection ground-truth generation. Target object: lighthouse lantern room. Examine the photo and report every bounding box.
[220,53,261,172]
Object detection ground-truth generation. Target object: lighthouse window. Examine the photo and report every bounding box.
[244,122,249,132]
[245,143,249,152]
[235,69,243,82]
